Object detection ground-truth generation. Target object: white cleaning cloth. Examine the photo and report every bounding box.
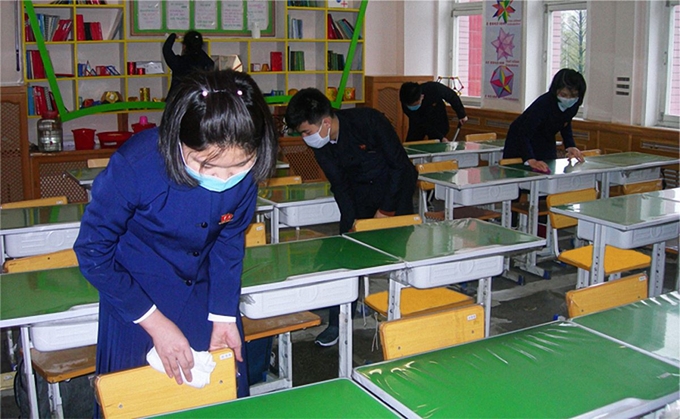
[146,347,216,388]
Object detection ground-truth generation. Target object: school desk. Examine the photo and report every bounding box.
[157,378,398,418]
[644,187,680,203]
[344,219,545,329]
[240,235,404,377]
[476,138,505,165]
[405,141,502,168]
[257,181,340,243]
[573,292,680,367]
[551,194,680,294]
[0,203,87,264]
[586,152,680,194]
[352,322,680,419]
[0,266,99,419]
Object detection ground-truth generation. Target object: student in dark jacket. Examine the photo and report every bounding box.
[502,68,586,173]
[399,81,468,142]
[284,88,418,347]
[163,31,215,98]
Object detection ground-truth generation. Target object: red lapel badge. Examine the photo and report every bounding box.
[219,213,234,225]
[359,144,366,150]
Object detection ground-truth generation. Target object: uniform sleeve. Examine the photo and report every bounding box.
[207,179,257,318]
[559,118,576,149]
[314,148,356,233]
[510,99,550,161]
[73,153,155,323]
[437,83,466,120]
[370,111,415,213]
[162,34,180,72]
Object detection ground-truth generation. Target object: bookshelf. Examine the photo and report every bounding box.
[19,0,366,200]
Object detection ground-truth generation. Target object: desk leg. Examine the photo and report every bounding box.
[516,181,551,279]
[600,172,610,199]
[445,188,454,221]
[271,208,280,244]
[20,326,39,419]
[387,278,404,321]
[590,224,606,285]
[477,277,492,337]
[650,241,666,297]
[338,302,352,378]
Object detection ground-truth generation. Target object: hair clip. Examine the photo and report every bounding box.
[236,90,243,96]
[201,89,209,97]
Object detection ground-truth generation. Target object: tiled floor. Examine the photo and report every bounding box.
[2,222,677,417]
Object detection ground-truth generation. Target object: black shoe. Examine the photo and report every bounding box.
[314,325,339,347]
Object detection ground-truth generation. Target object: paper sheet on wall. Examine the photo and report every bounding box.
[247,0,269,30]
[195,1,217,30]
[221,0,245,30]
[167,1,191,31]
[137,1,162,31]
[483,0,522,104]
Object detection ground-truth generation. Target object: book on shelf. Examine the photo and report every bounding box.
[270,51,283,71]
[340,18,360,39]
[32,86,48,116]
[27,50,46,79]
[75,14,85,41]
[289,18,303,39]
[108,10,123,40]
[52,19,73,41]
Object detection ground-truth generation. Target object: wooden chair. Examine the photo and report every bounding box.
[4,249,92,418]
[259,175,302,188]
[353,215,474,320]
[242,223,321,395]
[380,304,484,360]
[499,158,523,166]
[403,139,440,146]
[546,188,651,288]
[464,132,496,142]
[87,158,110,168]
[565,273,648,318]
[580,149,601,157]
[0,196,68,209]
[416,160,501,222]
[622,179,663,195]
[95,348,236,419]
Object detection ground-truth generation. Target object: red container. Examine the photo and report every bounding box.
[97,131,132,149]
[131,116,156,133]
[71,128,96,150]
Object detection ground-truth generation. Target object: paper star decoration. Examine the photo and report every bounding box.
[491,28,515,60]
[490,65,514,98]
[492,0,516,24]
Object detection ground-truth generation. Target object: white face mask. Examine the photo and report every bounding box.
[557,96,579,112]
[303,121,331,149]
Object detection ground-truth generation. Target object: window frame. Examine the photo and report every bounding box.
[450,1,483,107]
[658,0,680,128]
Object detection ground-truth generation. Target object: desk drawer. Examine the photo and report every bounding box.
[240,277,358,319]
[520,174,597,195]
[279,202,340,227]
[407,256,503,288]
[610,168,660,185]
[578,221,679,248]
[30,314,98,351]
[432,154,478,168]
[5,228,79,258]
[435,184,518,206]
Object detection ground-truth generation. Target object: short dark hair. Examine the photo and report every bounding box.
[549,68,587,107]
[182,30,204,53]
[399,82,422,105]
[159,70,277,186]
[284,88,334,131]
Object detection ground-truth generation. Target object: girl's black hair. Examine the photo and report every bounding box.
[549,68,587,108]
[159,69,277,186]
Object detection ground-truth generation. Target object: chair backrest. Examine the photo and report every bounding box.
[380,304,485,360]
[244,223,267,247]
[499,157,523,166]
[3,249,78,273]
[87,158,110,168]
[416,160,459,191]
[0,196,68,209]
[95,348,237,419]
[546,188,598,230]
[565,273,648,318]
[622,179,663,195]
[260,175,302,187]
[581,149,601,157]
[403,139,440,146]
[352,214,422,232]
[465,132,496,142]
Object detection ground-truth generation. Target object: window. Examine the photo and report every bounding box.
[544,2,587,88]
[661,1,680,125]
[451,0,483,104]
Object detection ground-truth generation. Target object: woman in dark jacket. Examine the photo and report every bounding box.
[163,31,215,98]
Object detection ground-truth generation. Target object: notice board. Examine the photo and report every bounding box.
[131,0,274,37]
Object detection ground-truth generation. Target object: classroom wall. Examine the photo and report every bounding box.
[0,1,23,86]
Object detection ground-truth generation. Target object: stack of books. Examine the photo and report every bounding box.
[24,13,72,42]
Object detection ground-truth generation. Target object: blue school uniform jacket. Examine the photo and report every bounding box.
[502,92,579,161]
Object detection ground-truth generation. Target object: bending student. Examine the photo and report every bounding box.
[163,31,215,98]
[399,81,468,142]
[74,70,277,416]
[502,68,586,173]
[284,88,418,347]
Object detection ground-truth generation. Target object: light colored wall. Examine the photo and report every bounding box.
[1,1,23,86]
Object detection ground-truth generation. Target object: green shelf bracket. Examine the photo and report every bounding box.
[331,0,368,109]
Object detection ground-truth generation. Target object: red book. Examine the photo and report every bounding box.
[91,22,103,40]
[25,14,35,42]
[31,50,45,79]
[48,91,57,111]
[52,19,72,41]
[270,51,283,72]
[76,14,85,41]
[326,14,336,39]
[33,86,47,117]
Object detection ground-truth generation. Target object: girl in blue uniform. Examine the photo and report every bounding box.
[74,70,277,413]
